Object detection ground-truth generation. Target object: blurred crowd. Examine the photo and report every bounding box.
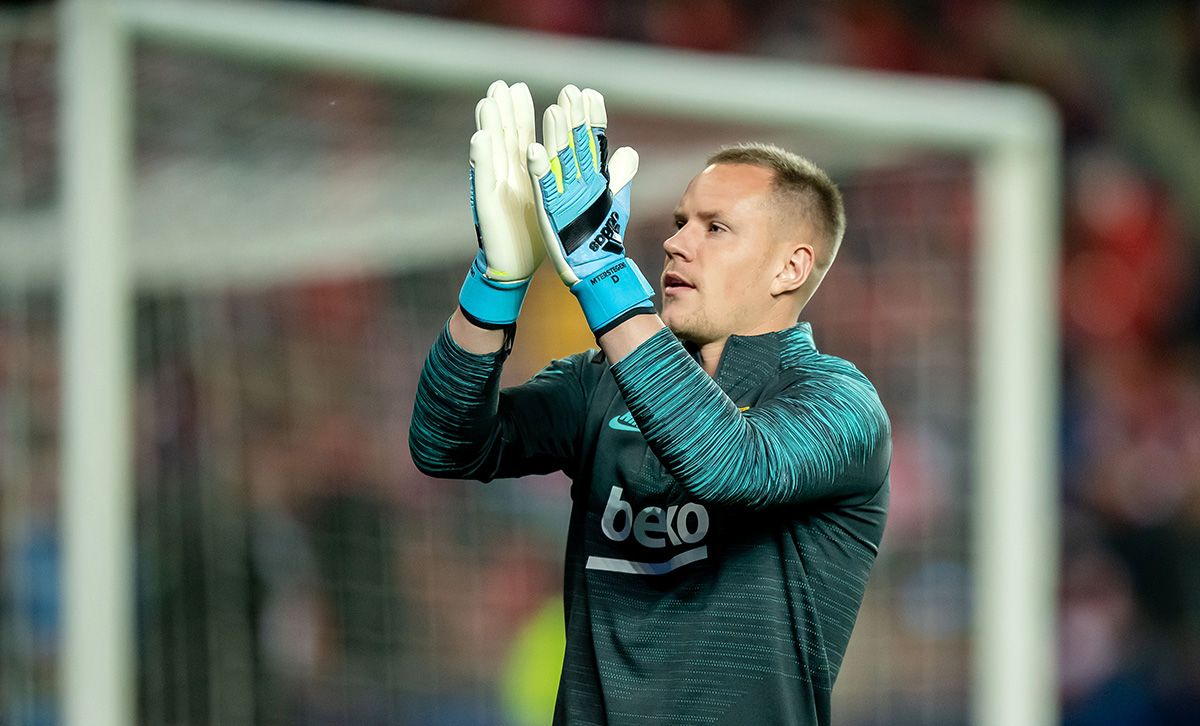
[2,0,1200,725]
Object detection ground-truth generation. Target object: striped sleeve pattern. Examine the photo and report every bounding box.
[609,327,890,508]
[408,323,506,479]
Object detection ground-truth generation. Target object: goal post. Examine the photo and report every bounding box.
[59,1,1061,724]
[58,3,134,726]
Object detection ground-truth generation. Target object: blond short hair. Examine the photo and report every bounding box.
[706,143,845,272]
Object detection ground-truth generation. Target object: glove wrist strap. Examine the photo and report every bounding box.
[458,253,531,328]
[569,257,655,334]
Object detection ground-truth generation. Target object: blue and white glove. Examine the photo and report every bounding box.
[458,81,545,329]
[526,85,655,336]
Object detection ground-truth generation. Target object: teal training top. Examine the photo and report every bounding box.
[410,322,891,726]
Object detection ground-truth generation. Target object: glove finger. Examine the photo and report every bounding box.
[583,88,609,177]
[510,82,536,163]
[528,142,578,284]
[487,81,520,175]
[527,141,562,214]
[474,97,488,131]
[487,80,516,131]
[541,104,572,193]
[469,128,500,192]
[550,104,575,184]
[540,105,559,160]
[477,96,502,135]
[608,145,639,195]
[559,85,586,128]
[582,88,607,130]
[558,85,588,179]
[526,142,552,183]
[556,84,582,127]
[491,126,509,181]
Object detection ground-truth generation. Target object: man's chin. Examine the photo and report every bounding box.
[664,320,694,341]
[661,307,685,336]
[662,309,709,344]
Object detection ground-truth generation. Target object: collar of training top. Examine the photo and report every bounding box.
[681,322,817,392]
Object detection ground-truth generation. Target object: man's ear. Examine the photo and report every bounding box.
[771,243,815,296]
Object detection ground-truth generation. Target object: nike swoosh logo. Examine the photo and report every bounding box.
[608,412,640,432]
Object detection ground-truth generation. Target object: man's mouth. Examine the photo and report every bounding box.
[662,272,695,295]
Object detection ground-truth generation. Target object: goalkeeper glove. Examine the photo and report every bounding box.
[526,85,655,336]
[458,80,545,329]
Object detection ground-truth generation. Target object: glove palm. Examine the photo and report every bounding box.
[459,81,545,328]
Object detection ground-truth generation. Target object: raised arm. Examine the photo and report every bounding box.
[607,324,890,508]
[410,80,587,480]
[409,311,590,481]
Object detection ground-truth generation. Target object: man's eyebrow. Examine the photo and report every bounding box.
[673,209,722,220]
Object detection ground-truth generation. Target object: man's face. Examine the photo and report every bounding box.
[660,163,790,343]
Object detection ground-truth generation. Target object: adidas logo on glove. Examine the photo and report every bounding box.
[589,211,624,254]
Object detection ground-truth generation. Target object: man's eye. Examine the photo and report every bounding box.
[709,223,724,233]
[674,220,685,230]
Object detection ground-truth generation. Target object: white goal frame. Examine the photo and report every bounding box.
[59,1,1061,724]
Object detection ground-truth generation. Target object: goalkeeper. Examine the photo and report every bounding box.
[410,81,891,726]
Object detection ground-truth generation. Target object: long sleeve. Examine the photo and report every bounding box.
[609,327,891,508]
[409,323,591,481]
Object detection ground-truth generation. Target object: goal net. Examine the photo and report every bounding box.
[0,2,1059,725]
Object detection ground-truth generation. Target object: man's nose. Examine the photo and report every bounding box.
[663,227,694,261]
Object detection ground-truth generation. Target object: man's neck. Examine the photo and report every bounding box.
[695,313,801,377]
[596,312,799,379]
[695,338,727,378]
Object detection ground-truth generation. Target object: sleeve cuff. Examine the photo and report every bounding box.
[436,320,511,376]
[610,326,682,377]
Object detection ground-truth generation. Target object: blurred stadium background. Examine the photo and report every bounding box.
[1,0,1198,725]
